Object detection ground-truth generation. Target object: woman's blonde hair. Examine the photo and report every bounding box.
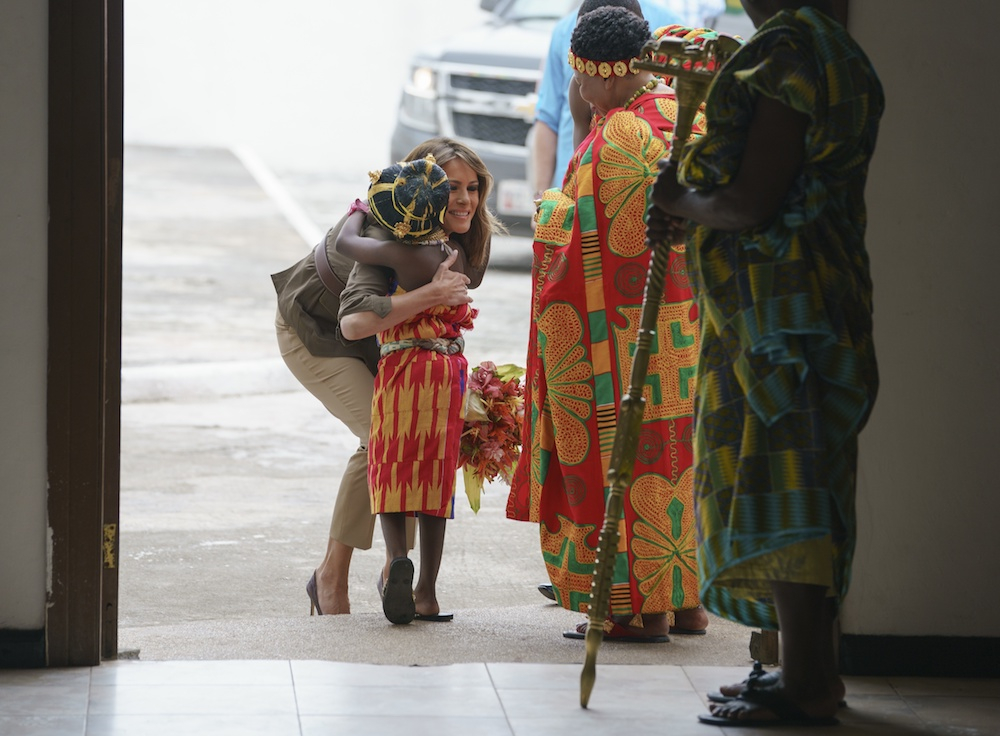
[404,137,506,271]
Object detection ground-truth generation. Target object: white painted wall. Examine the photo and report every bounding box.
[843,0,1000,636]
[0,0,49,629]
[123,0,490,173]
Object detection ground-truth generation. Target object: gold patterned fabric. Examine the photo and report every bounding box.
[507,88,706,618]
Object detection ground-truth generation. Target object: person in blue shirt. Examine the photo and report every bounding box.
[529,0,683,198]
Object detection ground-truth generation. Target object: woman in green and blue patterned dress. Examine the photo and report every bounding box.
[649,0,883,726]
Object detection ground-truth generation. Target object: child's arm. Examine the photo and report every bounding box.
[336,208,451,291]
[334,210,410,269]
[339,249,471,341]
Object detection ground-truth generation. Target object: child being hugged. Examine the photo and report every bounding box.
[335,144,498,626]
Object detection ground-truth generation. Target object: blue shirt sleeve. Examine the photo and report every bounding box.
[534,14,575,132]
[639,0,684,31]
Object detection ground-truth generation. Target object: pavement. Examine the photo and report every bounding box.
[117,143,757,668]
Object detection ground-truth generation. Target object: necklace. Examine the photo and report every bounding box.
[622,78,659,110]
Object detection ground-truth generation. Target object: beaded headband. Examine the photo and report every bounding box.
[567,50,639,78]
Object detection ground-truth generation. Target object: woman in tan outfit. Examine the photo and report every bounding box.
[273,201,470,615]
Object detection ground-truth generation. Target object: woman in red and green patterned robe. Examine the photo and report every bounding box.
[649,0,883,725]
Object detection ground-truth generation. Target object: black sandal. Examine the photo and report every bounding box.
[698,686,840,728]
[706,660,776,703]
[379,557,415,625]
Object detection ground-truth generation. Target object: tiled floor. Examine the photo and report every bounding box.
[1,661,998,735]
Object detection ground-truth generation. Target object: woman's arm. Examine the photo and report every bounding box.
[531,122,559,198]
[339,249,471,342]
[569,78,593,150]
[650,95,809,232]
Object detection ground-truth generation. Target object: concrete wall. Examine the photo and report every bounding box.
[0,0,49,630]
[844,0,1000,636]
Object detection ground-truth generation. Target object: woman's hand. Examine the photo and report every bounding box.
[645,207,687,250]
[644,160,688,248]
[430,249,472,306]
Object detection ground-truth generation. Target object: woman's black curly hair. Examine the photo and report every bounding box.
[577,0,642,18]
[570,5,651,63]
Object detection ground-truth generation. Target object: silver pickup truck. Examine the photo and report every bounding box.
[390,0,577,232]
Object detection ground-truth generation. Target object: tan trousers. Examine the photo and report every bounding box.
[276,312,414,550]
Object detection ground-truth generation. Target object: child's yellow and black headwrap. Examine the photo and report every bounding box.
[367,155,449,243]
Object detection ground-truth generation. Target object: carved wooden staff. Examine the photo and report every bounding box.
[579,33,741,709]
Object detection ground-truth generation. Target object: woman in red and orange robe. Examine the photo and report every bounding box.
[507,11,715,640]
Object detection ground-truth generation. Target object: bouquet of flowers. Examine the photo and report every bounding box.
[459,361,525,513]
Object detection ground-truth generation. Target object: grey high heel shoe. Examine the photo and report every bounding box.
[306,571,323,616]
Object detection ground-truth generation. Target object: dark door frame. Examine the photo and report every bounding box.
[45,0,123,666]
